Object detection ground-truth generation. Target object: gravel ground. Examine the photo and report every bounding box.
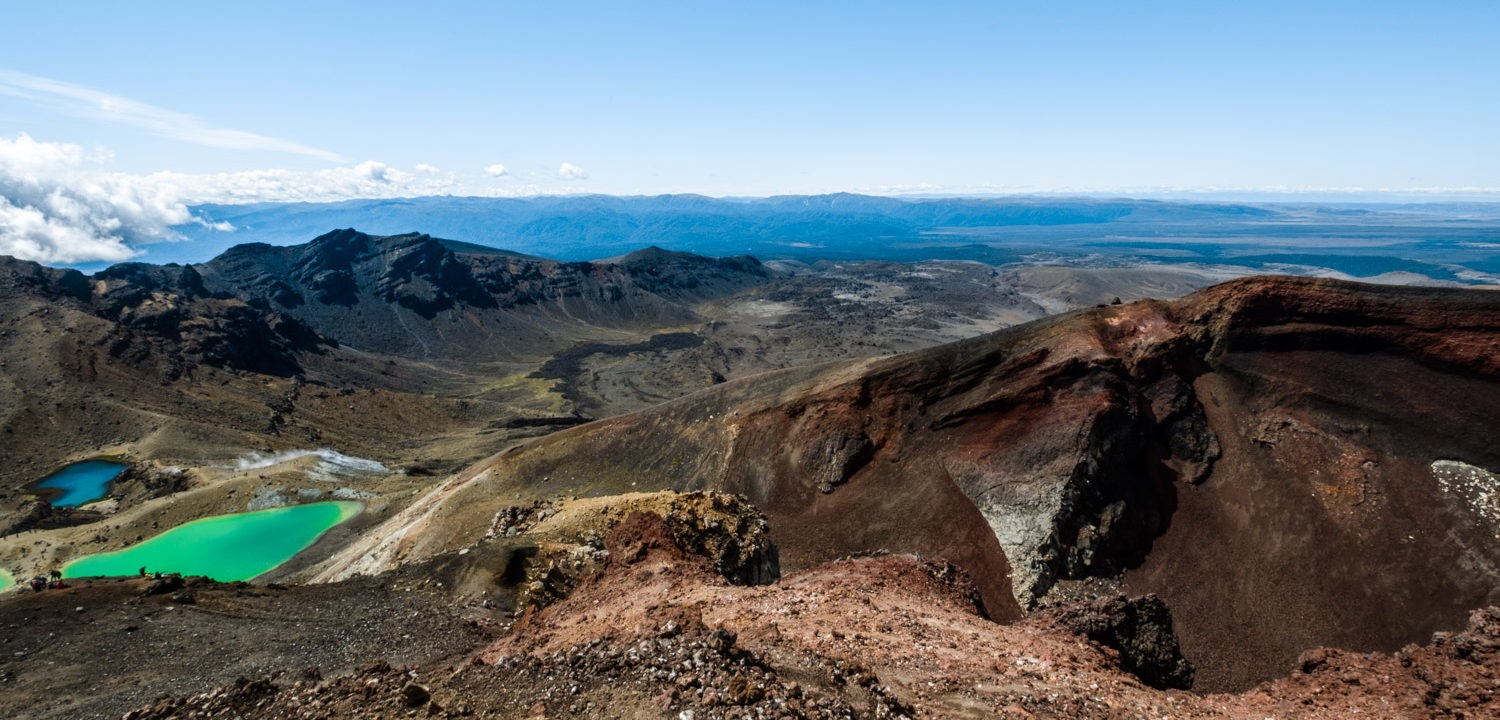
[7,509,1499,719]
[0,571,499,720]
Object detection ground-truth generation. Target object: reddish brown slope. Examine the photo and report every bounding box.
[1125,279,1500,689]
[326,276,1500,689]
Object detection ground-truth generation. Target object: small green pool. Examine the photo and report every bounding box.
[64,501,361,582]
[0,569,12,592]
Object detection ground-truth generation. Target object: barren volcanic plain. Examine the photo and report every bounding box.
[3,226,1500,719]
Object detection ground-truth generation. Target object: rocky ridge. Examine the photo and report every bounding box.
[194,230,774,360]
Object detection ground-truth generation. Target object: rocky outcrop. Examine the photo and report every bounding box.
[1034,594,1194,690]
[419,491,780,613]
[0,255,91,302]
[141,574,184,596]
[587,497,779,587]
[0,499,54,536]
[0,256,325,378]
[609,246,771,300]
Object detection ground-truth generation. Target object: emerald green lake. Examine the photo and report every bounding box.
[0,569,12,592]
[64,501,361,582]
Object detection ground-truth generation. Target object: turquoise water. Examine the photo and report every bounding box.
[34,460,128,507]
[63,501,362,582]
[0,569,12,592]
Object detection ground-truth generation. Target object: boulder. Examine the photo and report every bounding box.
[1035,594,1194,690]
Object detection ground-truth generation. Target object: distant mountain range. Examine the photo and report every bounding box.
[151,194,1500,284]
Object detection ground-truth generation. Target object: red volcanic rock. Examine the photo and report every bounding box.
[339,277,1500,690]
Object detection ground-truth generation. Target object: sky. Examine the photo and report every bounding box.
[2,1,1500,263]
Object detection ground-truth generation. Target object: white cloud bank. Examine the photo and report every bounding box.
[0,134,467,264]
[0,134,604,264]
[484,163,508,177]
[0,133,202,263]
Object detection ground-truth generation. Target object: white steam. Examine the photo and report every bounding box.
[233,448,389,481]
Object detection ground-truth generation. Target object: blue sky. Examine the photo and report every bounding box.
[2,1,1499,262]
[5,1,1498,193]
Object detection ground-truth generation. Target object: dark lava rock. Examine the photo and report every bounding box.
[142,575,185,596]
[400,682,431,707]
[1037,594,1195,690]
[0,499,53,536]
[1434,606,1500,665]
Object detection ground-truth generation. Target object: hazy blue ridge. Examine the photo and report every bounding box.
[105,194,1500,284]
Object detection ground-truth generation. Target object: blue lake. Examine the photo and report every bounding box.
[34,460,128,507]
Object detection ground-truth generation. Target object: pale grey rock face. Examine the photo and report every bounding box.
[1433,460,1500,537]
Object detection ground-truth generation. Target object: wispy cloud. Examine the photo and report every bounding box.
[0,69,340,161]
[558,162,587,180]
[148,160,462,204]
